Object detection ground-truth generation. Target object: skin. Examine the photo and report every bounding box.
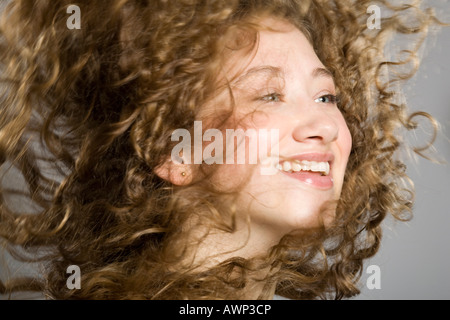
[198,16,351,249]
[157,16,352,298]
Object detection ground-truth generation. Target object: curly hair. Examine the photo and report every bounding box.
[0,0,443,299]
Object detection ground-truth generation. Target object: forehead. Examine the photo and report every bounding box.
[248,18,324,77]
[223,17,326,84]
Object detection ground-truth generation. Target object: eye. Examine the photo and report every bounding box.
[260,92,283,103]
[315,94,339,104]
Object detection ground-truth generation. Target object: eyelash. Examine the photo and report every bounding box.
[259,93,339,105]
[315,94,339,105]
[260,92,284,103]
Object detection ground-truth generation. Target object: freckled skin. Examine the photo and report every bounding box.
[211,17,352,243]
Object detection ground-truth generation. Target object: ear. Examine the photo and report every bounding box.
[154,157,193,186]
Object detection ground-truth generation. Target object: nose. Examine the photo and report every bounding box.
[291,108,339,145]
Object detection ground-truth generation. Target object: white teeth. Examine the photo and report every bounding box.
[282,161,292,171]
[277,160,330,176]
[292,162,301,172]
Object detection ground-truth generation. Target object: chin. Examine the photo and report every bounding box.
[287,201,337,231]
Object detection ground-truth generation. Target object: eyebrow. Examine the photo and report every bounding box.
[311,67,334,82]
[232,65,334,86]
[232,66,284,86]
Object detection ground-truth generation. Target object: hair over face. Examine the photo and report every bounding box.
[0,0,443,299]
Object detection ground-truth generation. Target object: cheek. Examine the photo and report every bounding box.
[334,116,352,196]
[203,132,260,191]
[339,117,353,162]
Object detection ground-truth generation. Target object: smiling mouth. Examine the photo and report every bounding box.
[276,160,330,176]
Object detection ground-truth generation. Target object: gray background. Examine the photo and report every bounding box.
[355,1,450,300]
[1,1,449,300]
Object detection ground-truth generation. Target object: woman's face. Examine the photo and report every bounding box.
[202,17,352,241]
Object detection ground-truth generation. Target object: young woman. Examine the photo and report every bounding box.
[0,0,443,299]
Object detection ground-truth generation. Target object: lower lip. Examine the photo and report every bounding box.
[279,171,334,190]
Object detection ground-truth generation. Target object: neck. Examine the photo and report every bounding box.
[172,218,283,299]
